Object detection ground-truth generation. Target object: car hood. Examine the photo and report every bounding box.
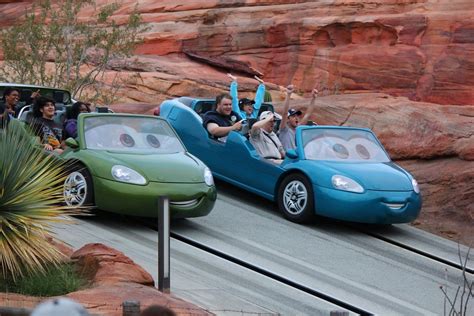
[303,161,413,191]
[104,151,205,183]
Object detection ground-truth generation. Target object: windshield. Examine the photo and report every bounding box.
[84,116,185,154]
[302,128,390,162]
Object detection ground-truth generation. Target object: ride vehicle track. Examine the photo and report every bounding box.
[154,179,473,315]
[167,228,373,315]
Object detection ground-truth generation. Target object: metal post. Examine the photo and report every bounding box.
[122,300,140,316]
[158,196,170,293]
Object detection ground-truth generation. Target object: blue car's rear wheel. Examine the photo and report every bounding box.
[277,174,314,223]
[63,166,94,207]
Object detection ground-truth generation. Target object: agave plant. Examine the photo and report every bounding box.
[0,121,80,281]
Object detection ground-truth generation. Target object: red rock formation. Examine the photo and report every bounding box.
[1,1,473,105]
[71,243,154,286]
[0,242,211,316]
[69,243,211,315]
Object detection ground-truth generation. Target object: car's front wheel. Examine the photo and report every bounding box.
[63,166,94,207]
[277,174,314,223]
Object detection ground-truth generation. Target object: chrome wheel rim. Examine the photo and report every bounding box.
[63,171,87,207]
[283,180,308,215]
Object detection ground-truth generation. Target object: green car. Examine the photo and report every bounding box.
[62,113,216,218]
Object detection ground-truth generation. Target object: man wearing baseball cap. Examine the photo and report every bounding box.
[238,97,256,119]
[278,85,318,150]
[249,110,285,164]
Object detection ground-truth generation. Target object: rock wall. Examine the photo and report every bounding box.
[0,1,473,105]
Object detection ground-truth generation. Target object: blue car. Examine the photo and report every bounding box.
[160,98,422,224]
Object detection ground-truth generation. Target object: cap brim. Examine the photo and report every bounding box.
[288,111,302,117]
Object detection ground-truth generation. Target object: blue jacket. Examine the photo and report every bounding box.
[230,81,265,119]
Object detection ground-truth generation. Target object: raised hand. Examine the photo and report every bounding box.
[227,73,237,81]
[254,75,264,84]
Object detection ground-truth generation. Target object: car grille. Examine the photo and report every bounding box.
[383,202,405,210]
[170,198,200,208]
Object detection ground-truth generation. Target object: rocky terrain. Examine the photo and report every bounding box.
[0,241,210,316]
[0,1,472,244]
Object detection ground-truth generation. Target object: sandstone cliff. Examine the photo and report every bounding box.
[1,0,473,105]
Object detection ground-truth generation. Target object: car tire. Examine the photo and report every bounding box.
[63,165,94,207]
[277,173,314,223]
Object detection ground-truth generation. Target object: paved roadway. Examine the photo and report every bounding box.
[53,181,473,316]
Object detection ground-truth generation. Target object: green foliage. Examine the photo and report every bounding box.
[263,90,273,103]
[0,121,80,281]
[0,0,145,102]
[0,263,87,296]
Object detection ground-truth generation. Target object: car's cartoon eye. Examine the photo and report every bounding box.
[332,143,349,159]
[356,144,370,160]
[146,134,160,148]
[119,133,135,147]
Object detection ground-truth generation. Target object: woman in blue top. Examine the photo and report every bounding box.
[227,73,266,119]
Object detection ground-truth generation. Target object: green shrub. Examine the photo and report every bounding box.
[0,263,88,296]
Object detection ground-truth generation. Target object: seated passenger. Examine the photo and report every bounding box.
[228,73,265,119]
[0,88,20,128]
[202,93,242,142]
[64,101,91,138]
[278,85,319,151]
[31,96,65,154]
[238,97,256,120]
[249,111,285,164]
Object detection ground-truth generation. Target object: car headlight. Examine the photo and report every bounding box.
[412,178,420,194]
[111,165,146,185]
[204,167,214,186]
[332,175,364,193]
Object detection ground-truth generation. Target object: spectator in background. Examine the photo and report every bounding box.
[64,101,91,138]
[31,96,64,154]
[31,297,90,316]
[278,85,319,151]
[228,73,266,119]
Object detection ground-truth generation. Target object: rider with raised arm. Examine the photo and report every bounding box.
[278,85,319,151]
[228,73,266,119]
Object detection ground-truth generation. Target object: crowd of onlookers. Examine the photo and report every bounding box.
[203,74,318,164]
[0,87,90,154]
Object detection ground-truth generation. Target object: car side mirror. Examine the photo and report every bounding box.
[286,149,298,159]
[65,137,79,149]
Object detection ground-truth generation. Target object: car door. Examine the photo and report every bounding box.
[223,132,284,200]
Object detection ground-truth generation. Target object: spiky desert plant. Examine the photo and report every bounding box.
[0,121,79,281]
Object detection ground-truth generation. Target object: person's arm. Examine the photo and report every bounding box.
[207,121,242,137]
[65,119,78,138]
[278,84,294,132]
[250,113,273,135]
[300,88,319,124]
[253,76,265,117]
[227,73,240,115]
